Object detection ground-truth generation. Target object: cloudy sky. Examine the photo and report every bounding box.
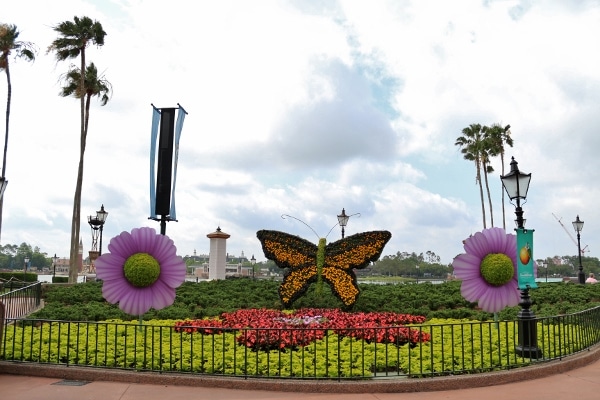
[2,0,599,267]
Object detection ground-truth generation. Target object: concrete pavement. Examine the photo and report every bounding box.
[1,345,599,400]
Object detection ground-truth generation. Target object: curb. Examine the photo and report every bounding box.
[1,344,599,393]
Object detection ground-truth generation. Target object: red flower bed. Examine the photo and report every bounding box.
[174,308,430,351]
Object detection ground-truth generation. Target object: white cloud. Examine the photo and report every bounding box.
[1,0,599,268]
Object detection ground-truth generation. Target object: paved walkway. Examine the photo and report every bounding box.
[0,360,599,400]
[1,359,599,400]
[0,346,600,400]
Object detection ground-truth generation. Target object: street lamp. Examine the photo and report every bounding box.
[337,208,350,238]
[500,157,531,229]
[573,215,585,284]
[23,256,29,273]
[251,254,256,279]
[500,156,542,359]
[415,265,419,283]
[88,204,108,255]
[542,262,548,283]
[53,253,58,278]
[96,205,108,255]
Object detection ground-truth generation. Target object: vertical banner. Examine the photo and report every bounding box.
[170,106,187,220]
[149,106,161,219]
[516,228,537,289]
[155,108,176,216]
[149,104,186,221]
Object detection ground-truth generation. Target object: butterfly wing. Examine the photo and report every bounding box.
[322,230,392,306]
[256,230,318,306]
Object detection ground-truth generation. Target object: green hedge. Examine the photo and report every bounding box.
[27,279,600,322]
[0,272,38,282]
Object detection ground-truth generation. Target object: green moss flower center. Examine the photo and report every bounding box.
[480,253,514,286]
[123,253,160,288]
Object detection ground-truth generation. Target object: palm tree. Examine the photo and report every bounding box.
[483,123,513,229]
[479,142,495,228]
[48,16,106,283]
[60,62,111,123]
[455,123,487,229]
[0,24,36,243]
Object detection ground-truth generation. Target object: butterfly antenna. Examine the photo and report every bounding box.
[325,224,339,239]
[281,214,320,240]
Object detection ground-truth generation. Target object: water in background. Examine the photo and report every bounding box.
[37,274,87,283]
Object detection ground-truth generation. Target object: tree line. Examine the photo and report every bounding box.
[1,239,598,281]
[1,17,110,283]
[0,242,51,271]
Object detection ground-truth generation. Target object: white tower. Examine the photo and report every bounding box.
[207,227,230,280]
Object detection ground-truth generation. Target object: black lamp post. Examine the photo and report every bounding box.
[96,205,108,255]
[88,204,108,255]
[573,215,585,284]
[543,262,548,283]
[337,208,350,238]
[53,253,58,278]
[251,254,256,279]
[23,256,29,273]
[415,265,419,283]
[500,157,542,359]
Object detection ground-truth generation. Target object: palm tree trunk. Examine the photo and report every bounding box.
[69,49,87,284]
[500,152,506,230]
[483,161,494,227]
[1,63,11,244]
[476,160,487,229]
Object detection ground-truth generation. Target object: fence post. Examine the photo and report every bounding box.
[0,300,5,354]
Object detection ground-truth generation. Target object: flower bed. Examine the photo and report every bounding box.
[174,308,430,351]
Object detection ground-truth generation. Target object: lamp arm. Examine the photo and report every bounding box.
[325,213,361,239]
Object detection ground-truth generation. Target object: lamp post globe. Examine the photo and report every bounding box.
[500,157,531,229]
[337,208,350,239]
[88,204,108,255]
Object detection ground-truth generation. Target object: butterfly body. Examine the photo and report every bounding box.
[257,230,392,307]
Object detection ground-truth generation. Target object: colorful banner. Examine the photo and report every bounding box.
[516,228,537,290]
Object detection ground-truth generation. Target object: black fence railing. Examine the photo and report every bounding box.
[0,281,42,320]
[2,305,599,379]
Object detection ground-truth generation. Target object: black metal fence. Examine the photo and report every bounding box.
[2,305,599,379]
[0,281,42,320]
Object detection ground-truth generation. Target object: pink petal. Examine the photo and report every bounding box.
[461,279,488,303]
[107,231,137,257]
[159,258,186,288]
[150,280,176,310]
[453,253,482,280]
[102,280,132,305]
[463,231,488,259]
[118,287,153,315]
[95,253,126,280]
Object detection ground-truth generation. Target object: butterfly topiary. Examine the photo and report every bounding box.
[257,229,391,308]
